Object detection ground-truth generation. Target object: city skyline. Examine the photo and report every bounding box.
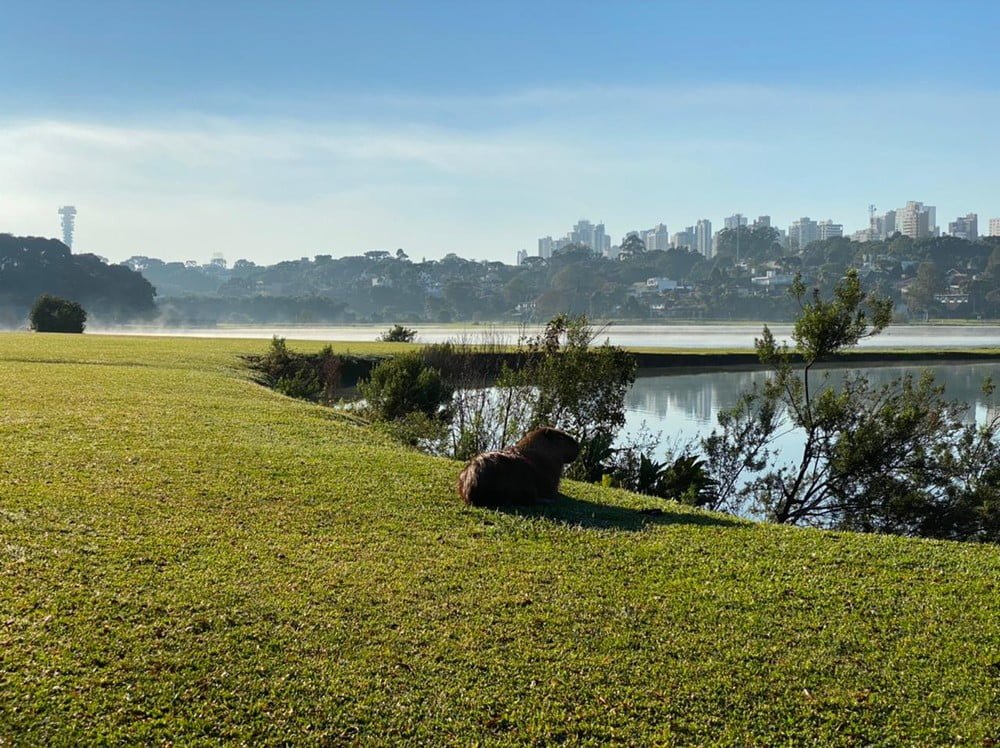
[1,2,999,264]
[530,203,996,265]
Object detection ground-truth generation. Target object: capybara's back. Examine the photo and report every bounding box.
[457,427,579,507]
[457,451,542,506]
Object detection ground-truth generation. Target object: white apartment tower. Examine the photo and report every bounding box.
[817,220,844,240]
[644,223,669,252]
[896,201,938,239]
[990,218,1000,237]
[695,219,713,258]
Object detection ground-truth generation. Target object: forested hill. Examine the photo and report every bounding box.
[0,234,156,327]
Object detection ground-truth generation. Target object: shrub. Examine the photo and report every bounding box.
[29,294,87,333]
[378,324,418,343]
[246,338,352,403]
[358,351,452,422]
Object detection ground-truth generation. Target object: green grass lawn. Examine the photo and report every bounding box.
[2,332,999,745]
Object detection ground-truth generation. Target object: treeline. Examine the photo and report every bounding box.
[0,235,155,327]
[126,231,1000,323]
[10,229,1000,328]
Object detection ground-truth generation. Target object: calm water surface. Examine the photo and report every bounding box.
[625,364,1000,459]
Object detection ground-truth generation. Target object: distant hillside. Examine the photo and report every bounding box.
[0,234,156,326]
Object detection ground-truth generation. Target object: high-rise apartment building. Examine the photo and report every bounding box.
[752,215,771,229]
[594,223,610,255]
[817,220,844,240]
[724,213,748,230]
[695,219,713,258]
[539,219,610,256]
[788,217,820,249]
[516,249,528,266]
[948,213,978,241]
[643,223,669,252]
[571,219,595,249]
[990,218,1000,237]
[870,209,896,240]
[672,227,695,251]
[896,201,938,239]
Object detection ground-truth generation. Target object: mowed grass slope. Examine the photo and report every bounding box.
[1,333,998,745]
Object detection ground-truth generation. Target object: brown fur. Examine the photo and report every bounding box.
[457,427,580,507]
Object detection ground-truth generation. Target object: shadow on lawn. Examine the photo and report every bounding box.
[495,492,745,532]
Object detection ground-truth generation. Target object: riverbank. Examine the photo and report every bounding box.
[631,347,1000,375]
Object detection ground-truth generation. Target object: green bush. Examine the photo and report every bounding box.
[378,324,418,343]
[29,294,87,333]
[246,338,351,403]
[359,351,452,422]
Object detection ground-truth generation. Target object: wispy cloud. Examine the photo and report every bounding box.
[1,83,998,263]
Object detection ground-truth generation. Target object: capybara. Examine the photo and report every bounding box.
[457,427,580,507]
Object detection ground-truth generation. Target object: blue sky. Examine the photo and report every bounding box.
[1,1,998,263]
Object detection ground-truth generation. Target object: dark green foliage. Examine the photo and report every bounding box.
[603,432,718,506]
[358,351,452,422]
[29,294,87,333]
[274,368,323,400]
[353,316,637,477]
[245,337,373,402]
[659,453,718,506]
[0,234,154,325]
[514,315,637,480]
[704,270,1000,542]
[714,225,783,261]
[102,232,1000,323]
[377,324,418,343]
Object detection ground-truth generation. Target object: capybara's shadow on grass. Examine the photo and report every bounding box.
[493,492,745,532]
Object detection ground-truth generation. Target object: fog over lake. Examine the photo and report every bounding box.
[92,323,1000,350]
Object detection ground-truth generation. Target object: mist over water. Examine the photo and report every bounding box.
[89,323,1000,349]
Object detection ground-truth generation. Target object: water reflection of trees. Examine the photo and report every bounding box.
[627,364,1000,429]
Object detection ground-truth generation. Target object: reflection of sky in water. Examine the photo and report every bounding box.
[624,364,1000,463]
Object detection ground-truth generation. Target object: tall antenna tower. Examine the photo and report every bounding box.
[58,206,77,248]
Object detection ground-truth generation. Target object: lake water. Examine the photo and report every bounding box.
[625,363,1000,460]
[90,322,1000,350]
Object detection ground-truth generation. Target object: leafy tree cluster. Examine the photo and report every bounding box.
[0,235,155,326]
[701,270,1000,543]
[119,232,1000,323]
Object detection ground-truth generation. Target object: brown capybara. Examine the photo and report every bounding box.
[457,427,580,507]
